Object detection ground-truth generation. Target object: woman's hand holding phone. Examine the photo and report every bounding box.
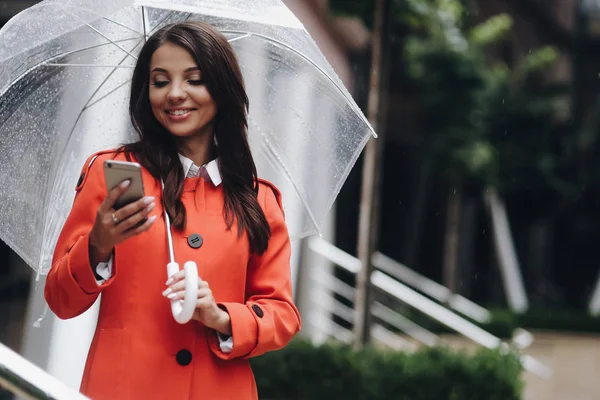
[88,180,157,265]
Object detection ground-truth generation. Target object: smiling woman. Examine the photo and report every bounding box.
[148,44,217,143]
[44,21,301,400]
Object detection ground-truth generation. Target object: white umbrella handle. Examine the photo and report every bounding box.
[167,261,198,324]
[161,180,198,324]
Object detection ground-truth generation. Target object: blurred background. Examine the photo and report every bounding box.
[2,0,600,399]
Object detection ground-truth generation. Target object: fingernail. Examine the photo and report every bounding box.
[167,293,177,300]
[162,288,172,296]
[120,180,131,189]
[146,203,155,212]
[166,277,173,286]
[149,215,157,224]
[143,196,155,205]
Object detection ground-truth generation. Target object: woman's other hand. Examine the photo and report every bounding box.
[88,180,157,265]
[163,272,232,335]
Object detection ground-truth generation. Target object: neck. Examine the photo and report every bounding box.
[178,132,215,167]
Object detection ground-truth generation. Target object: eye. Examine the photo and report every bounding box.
[188,79,205,86]
[151,81,169,88]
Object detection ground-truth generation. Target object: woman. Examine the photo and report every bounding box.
[44,21,301,400]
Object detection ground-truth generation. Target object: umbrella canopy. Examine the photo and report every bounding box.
[0,0,375,275]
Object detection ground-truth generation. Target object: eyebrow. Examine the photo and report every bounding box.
[150,67,200,73]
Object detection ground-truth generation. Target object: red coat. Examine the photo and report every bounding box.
[44,150,301,400]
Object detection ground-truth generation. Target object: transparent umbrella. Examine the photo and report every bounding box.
[0,0,375,277]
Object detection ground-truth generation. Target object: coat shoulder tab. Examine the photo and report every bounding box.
[75,148,120,191]
[256,178,284,215]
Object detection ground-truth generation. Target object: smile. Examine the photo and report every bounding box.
[166,109,194,116]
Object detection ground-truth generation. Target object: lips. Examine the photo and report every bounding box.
[166,108,195,116]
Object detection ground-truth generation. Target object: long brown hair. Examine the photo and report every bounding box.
[124,21,270,254]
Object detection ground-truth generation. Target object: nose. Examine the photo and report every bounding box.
[167,82,186,103]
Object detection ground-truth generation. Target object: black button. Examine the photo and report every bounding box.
[76,173,85,187]
[176,349,192,366]
[187,234,203,249]
[252,304,264,318]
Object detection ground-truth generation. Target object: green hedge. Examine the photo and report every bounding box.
[402,308,600,338]
[251,339,523,400]
[504,309,600,334]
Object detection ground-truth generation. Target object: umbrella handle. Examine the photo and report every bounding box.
[167,261,198,324]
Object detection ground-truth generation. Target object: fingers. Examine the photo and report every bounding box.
[116,200,155,234]
[163,278,209,298]
[166,277,208,293]
[113,196,155,227]
[163,279,210,302]
[91,181,134,255]
[92,180,157,256]
[165,270,208,286]
[166,287,212,303]
[195,291,215,310]
[99,179,131,213]
[121,214,157,240]
[166,269,186,286]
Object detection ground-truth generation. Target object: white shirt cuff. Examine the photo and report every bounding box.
[217,332,233,353]
[95,255,113,285]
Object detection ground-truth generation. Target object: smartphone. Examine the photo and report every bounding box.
[103,160,145,210]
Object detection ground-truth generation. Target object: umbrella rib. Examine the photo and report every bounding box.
[102,16,142,36]
[0,46,121,268]
[8,36,137,74]
[58,4,139,61]
[84,78,132,110]
[80,24,139,61]
[40,40,142,266]
[59,40,141,144]
[45,63,135,68]
[251,118,321,234]
[142,6,150,40]
[2,37,140,99]
[228,33,252,43]
[222,30,376,138]
[82,39,143,110]
[146,11,181,36]
[0,38,140,160]
[30,84,91,273]
[156,10,180,32]
[1,37,141,134]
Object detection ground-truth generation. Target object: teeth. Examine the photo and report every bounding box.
[168,110,190,116]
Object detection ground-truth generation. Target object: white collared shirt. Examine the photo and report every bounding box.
[94,155,232,352]
[178,154,222,185]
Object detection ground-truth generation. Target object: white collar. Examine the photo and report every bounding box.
[178,154,222,187]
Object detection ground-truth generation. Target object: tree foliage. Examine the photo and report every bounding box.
[404,0,565,197]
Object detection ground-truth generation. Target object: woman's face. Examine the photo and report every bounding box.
[148,42,217,140]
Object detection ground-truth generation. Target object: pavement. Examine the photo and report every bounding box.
[437,331,600,400]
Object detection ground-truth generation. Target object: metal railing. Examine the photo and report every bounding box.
[306,273,424,350]
[0,342,89,400]
[307,237,552,379]
[306,240,439,349]
[372,252,490,323]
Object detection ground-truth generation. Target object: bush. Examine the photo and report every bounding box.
[401,308,600,338]
[251,339,523,400]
